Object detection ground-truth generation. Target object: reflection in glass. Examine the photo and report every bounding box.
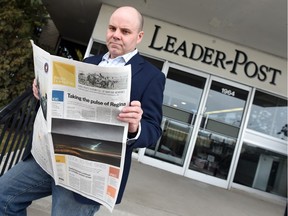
[90,42,108,56]
[145,67,206,166]
[163,67,206,112]
[247,91,287,140]
[146,119,192,165]
[189,81,248,179]
[190,131,236,179]
[234,143,287,198]
[204,81,248,128]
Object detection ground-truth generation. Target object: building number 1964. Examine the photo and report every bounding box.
[221,88,235,97]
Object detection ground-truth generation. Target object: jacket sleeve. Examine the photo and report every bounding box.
[128,65,166,150]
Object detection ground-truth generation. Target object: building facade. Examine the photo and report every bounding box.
[84,4,287,202]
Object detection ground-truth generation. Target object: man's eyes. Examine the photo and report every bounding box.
[108,26,130,35]
[121,30,130,35]
[109,26,116,31]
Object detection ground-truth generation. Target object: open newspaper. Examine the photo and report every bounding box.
[30,41,131,212]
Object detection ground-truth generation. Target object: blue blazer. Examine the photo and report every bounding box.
[75,53,166,204]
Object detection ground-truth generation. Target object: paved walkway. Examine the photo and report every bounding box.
[28,160,286,216]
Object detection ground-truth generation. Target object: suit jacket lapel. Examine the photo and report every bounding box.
[125,53,144,77]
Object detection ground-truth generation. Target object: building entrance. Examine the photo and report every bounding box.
[141,63,208,174]
[185,77,250,188]
[139,62,251,188]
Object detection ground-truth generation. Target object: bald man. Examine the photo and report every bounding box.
[0,6,165,216]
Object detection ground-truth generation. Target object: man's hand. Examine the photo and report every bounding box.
[117,101,143,133]
[32,79,40,100]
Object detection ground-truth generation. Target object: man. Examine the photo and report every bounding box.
[0,6,165,216]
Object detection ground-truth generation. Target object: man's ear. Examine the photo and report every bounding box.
[137,31,144,44]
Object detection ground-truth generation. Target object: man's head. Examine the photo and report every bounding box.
[106,6,144,59]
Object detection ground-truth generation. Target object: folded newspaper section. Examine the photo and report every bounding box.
[30,41,131,212]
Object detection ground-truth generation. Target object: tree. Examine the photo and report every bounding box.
[0,0,48,108]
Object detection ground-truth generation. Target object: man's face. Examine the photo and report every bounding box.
[106,9,143,59]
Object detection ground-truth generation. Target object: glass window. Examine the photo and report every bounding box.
[189,80,249,179]
[163,67,206,113]
[204,81,248,128]
[90,42,108,56]
[145,67,206,166]
[57,39,87,60]
[247,91,287,140]
[146,118,192,165]
[234,142,287,198]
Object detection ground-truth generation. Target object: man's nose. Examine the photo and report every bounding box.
[112,29,121,39]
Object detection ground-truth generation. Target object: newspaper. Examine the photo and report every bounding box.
[30,41,131,212]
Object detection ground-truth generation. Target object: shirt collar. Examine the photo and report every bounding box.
[102,49,138,64]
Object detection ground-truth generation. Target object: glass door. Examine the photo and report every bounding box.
[185,78,250,188]
[139,63,208,174]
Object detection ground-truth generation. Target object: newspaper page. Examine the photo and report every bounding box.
[30,42,55,177]
[30,41,131,212]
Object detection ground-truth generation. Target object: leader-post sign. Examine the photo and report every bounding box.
[93,5,287,97]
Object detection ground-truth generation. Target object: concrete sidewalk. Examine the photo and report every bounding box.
[28,160,286,216]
